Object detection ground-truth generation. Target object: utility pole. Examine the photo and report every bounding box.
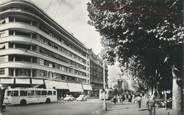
[103,61,107,111]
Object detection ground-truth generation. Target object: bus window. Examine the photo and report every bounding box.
[53,91,56,95]
[12,91,18,96]
[36,91,41,95]
[27,90,34,96]
[20,90,27,96]
[42,91,46,95]
[27,92,31,96]
[31,90,34,96]
[7,91,11,96]
[47,91,52,95]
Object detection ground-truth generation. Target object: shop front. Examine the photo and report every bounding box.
[45,80,69,99]
[82,84,92,95]
[68,83,83,98]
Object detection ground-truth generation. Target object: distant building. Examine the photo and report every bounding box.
[109,72,138,92]
[88,49,108,97]
[0,0,91,98]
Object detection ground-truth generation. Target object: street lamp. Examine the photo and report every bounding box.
[103,61,107,111]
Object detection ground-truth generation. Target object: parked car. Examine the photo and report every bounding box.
[76,95,87,101]
[63,95,75,101]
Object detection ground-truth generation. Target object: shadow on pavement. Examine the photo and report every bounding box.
[139,109,149,111]
[107,106,130,111]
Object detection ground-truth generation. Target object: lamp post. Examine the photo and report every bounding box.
[103,61,107,111]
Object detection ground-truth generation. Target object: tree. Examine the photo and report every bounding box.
[87,0,183,114]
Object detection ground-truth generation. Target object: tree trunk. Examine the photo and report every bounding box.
[0,88,2,114]
[172,69,183,115]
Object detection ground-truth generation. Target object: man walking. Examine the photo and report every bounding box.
[136,95,142,108]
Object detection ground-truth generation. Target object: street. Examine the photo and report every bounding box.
[3,99,103,115]
[2,99,171,115]
[3,100,102,115]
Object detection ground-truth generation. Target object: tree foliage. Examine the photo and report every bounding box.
[87,0,183,90]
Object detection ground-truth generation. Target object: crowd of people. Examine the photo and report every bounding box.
[111,91,172,110]
[111,93,139,104]
[111,93,155,109]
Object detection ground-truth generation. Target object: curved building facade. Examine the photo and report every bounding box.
[0,0,91,97]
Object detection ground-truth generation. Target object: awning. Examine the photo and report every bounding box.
[0,79,14,84]
[45,80,68,89]
[32,79,44,84]
[68,83,83,92]
[16,79,30,84]
[82,84,92,90]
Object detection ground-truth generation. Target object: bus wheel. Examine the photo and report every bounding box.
[20,100,27,105]
[45,98,51,103]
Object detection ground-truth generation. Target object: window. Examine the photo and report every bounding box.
[44,60,49,66]
[15,69,31,77]
[15,30,31,37]
[39,70,47,77]
[35,90,41,95]
[31,90,34,96]
[39,59,44,66]
[27,90,34,96]
[15,55,31,62]
[42,91,47,95]
[32,69,36,77]
[47,91,52,95]
[31,33,37,38]
[31,45,37,51]
[9,68,15,76]
[20,90,27,96]
[11,91,18,96]
[7,91,11,96]
[53,91,56,95]
[9,17,14,22]
[15,43,30,50]
[14,17,30,24]
[0,68,5,75]
[9,30,14,36]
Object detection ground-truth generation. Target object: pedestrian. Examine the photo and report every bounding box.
[121,94,125,103]
[136,95,142,108]
[128,94,132,102]
[117,95,120,103]
[132,94,135,103]
[119,95,122,103]
[112,96,117,104]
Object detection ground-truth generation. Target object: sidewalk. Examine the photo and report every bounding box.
[103,101,172,115]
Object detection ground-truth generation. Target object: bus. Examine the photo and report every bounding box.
[3,88,57,105]
[99,89,114,100]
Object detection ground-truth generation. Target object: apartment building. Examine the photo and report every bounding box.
[0,0,91,97]
[88,49,108,97]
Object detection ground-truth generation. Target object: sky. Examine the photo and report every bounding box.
[0,0,102,54]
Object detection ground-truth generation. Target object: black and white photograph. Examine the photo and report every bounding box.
[0,0,183,115]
